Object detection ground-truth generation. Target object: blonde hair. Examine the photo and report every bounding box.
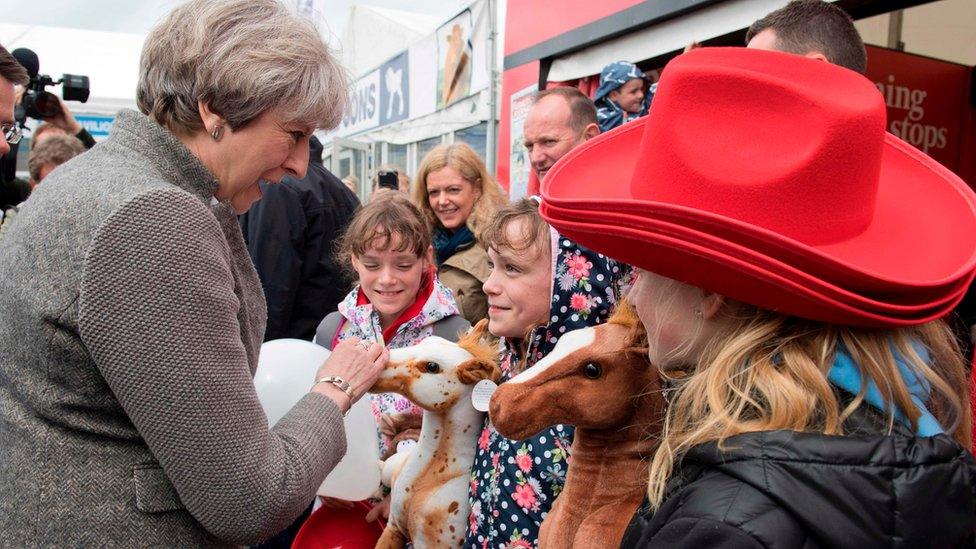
[412,142,507,239]
[137,0,348,135]
[645,277,972,508]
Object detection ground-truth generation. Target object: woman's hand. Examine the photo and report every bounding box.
[311,338,388,413]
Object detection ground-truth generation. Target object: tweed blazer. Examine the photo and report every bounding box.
[0,110,347,547]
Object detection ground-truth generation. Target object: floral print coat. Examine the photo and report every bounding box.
[464,231,631,548]
[334,277,462,456]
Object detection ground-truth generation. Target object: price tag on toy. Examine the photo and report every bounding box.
[396,439,419,454]
[471,379,498,412]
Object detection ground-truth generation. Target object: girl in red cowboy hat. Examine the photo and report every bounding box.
[540,47,976,548]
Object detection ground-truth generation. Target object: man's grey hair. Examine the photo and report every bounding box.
[29,133,86,182]
[137,0,348,135]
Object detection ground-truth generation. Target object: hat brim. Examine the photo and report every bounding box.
[543,203,969,315]
[541,206,970,327]
[292,502,384,548]
[543,116,976,292]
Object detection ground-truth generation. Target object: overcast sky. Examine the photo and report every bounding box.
[0,0,464,42]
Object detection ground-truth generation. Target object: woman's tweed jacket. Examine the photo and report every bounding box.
[0,110,347,547]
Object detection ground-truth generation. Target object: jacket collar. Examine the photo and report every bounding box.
[109,109,219,203]
[338,277,461,344]
[441,243,491,282]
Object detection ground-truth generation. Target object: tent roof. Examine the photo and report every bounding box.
[339,4,441,76]
[363,5,442,35]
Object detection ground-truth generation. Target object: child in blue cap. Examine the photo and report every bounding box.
[593,61,654,132]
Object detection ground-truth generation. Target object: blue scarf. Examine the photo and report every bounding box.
[433,225,475,266]
[828,341,943,436]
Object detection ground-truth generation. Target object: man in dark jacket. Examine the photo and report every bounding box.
[240,136,360,341]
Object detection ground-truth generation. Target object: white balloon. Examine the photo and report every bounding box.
[254,339,381,501]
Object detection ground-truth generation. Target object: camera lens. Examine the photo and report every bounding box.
[34,92,61,118]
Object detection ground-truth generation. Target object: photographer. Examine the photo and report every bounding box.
[0,46,29,211]
[1,47,92,209]
[1,92,93,210]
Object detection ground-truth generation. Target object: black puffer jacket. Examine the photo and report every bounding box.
[622,408,976,548]
[239,139,359,341]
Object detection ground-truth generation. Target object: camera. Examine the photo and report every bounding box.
[378,170,400,190]
[12,48,90,123]
[21,73,90,120]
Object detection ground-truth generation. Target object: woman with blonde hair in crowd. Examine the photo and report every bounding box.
[541,48,976,547]
[0,0,388,546]
[412,142,506,325]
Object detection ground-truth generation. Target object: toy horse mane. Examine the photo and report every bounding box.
[456,321,498,366]
[608,299,648,349]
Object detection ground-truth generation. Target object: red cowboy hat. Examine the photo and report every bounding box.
[540,47,976,327]
[542,204,970,314]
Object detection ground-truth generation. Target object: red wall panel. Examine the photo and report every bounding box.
[504,0,643,56]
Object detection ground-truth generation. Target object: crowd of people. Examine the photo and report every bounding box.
[0,0,974,547]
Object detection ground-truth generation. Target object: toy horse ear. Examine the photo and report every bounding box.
[628,346,651,366]
[470,319,491,343]
[458,318,498,351]
[457,358,501,385]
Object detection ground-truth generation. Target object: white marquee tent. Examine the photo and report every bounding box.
[0,23,143,118]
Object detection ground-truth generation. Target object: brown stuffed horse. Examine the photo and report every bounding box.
[371,320,500,548]
[489,303,664,548]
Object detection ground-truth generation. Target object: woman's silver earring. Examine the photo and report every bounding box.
[694,309,703,319]
[211,125,223,141]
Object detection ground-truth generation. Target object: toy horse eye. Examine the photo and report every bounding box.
[425,362,441,373]
[583,362,602,379]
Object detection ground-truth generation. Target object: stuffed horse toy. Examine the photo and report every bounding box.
[489,303,664,548]
[372,320,500,549]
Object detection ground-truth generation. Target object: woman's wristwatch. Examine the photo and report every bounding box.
[315,375,354,415]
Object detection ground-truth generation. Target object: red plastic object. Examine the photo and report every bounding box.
[292,501,386,549]
[971,355,975,455]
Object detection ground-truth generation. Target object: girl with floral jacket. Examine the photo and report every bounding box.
[319,190,469,456]
[464,199,630,548]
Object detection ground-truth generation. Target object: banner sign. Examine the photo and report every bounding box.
[436,9,474,109]
[75,114,114,141]
[338,69,380,136]
[326,0,488,141]
[865,45,970,171]
[380,52,410,126]
[508,85,537,200]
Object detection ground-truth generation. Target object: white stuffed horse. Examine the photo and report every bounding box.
[372,320,499,549]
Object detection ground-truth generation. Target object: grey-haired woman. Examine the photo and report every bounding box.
[0,0,382,546]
